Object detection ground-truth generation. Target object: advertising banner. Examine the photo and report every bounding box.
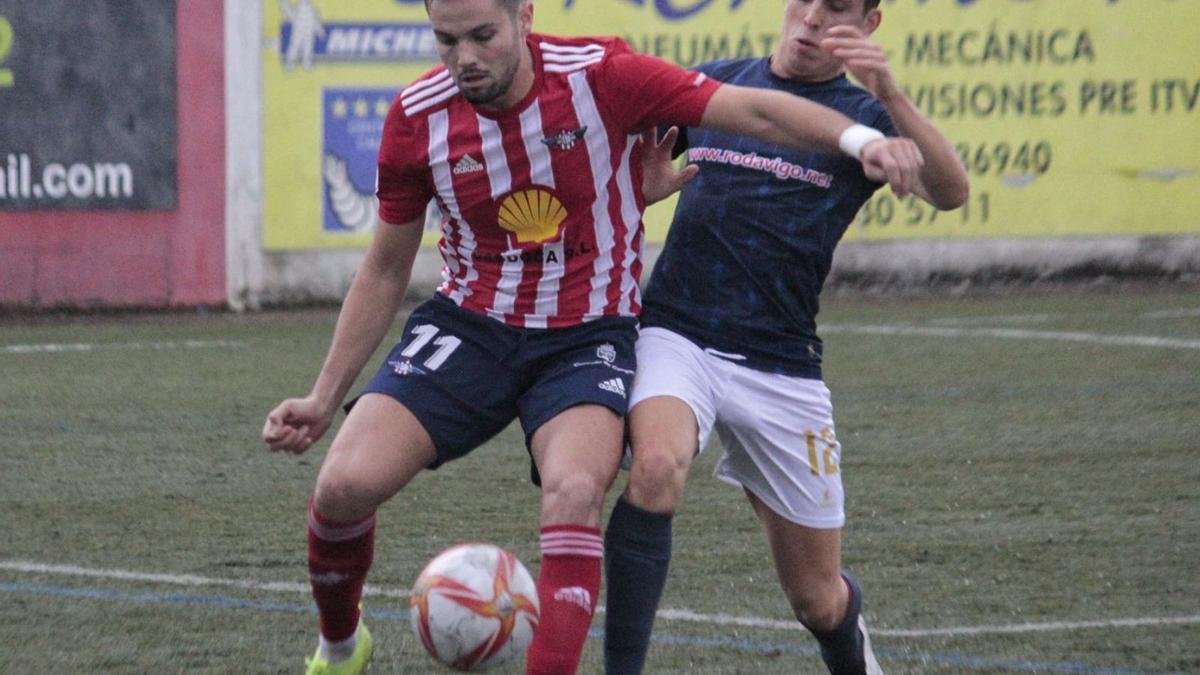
[0,0,178,211]
[845,0,1200,241]
[262,0,1199,249]
[264,0,434,250]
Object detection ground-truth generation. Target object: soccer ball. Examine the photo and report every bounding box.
[410,543,540,671]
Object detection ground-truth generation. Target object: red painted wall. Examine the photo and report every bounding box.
[0,0,226,309]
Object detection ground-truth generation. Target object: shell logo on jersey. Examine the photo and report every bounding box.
[497,188,568,244]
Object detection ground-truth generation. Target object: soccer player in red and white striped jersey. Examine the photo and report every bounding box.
[378,32,716,328]
[262,0,925,673]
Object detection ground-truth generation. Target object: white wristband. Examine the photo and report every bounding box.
[838,124,885,161]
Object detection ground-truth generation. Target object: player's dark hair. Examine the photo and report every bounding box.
[425,0,525,14]
[863,0,881,12]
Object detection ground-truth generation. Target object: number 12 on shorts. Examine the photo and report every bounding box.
[805,428,839,476]
[400,324,462,371]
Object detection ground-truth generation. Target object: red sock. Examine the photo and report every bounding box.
[526,525,603,675]
[307,499,376,642]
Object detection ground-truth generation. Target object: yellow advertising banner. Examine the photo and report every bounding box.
[845,0,1200,241]
[262,0,1200,250]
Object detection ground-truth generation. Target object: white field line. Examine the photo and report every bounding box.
[653,608,1200,637]
[822,324,1200,351]
[0,560,408,600]
[1,339,245,354]
[874,615,1200,637]
[3,560,1198,638]
[927,313,1052,326]
[1142,308,1200,320]
[6,318,1194,355]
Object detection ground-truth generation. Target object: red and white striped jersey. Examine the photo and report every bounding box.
[377,33,720,328]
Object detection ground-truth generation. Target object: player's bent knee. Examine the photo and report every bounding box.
[313,468,384,522]
[788,583,844,632]
[541,472,606,524]
[626,443,690,511]
[632,442,690,483]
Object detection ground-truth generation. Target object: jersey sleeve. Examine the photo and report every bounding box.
[376,102,433,226]
[661,61,727,157]
[595,51,723,134]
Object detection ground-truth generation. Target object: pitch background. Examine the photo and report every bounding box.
[1,284,1197,673]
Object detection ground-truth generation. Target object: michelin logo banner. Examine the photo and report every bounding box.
[281,21,436,68]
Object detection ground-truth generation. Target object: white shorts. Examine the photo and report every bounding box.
[630,327,845,528]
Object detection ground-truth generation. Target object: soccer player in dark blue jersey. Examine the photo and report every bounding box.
[603,1,970,673]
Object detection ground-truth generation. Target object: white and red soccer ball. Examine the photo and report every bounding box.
[410,543,540,671]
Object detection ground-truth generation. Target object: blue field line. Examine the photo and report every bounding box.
[0,582,1158,675]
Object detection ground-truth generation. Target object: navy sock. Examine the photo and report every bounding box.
[603,496,673,675]
[809,572,868,675]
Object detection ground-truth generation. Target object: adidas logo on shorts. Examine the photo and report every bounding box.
[452,154,484,175]
[598,378,626,398]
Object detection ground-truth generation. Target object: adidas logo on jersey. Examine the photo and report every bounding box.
[452,154,484,175]
[598,378,626,398]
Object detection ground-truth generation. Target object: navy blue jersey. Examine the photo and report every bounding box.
[640,58,896,379]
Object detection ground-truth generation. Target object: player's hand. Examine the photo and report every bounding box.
[262,396,333,454]
[821,25,899,101]
[639,126,698,205]
[860,137,924,198]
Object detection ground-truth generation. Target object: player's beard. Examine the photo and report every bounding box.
[458,42,522,106]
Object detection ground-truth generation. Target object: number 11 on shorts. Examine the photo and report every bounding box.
[400,324,462,371]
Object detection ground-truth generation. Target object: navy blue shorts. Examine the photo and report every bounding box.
[349,295,636,480]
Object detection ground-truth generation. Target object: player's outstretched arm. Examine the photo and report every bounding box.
[700,84,853,155]
[823,25,969,209]
[700,84,924,198]
[262,218,424,454]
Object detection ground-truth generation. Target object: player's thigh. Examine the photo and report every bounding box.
[316,393,437,520]
[530,403,625,527]
[629,327,723,456]
[745,489,843,597]
[714,371,845,529]
[628,395,699,470]
[355,297,523,468]
[623,395,703,513]
[518,317,638,522]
